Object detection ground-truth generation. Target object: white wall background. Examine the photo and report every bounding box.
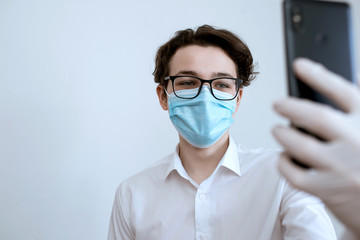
[0,0,359,239]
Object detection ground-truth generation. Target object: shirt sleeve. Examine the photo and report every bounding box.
[107,182,135,240]
[280,181,337,240]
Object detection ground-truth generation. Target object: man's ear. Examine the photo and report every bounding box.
[156,84,168,110]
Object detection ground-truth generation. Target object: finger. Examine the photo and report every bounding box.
[293,58,360,112]
[277,153,318,194]
[273,97,347,141]
[278,155,347,200]
[272,125,328,169]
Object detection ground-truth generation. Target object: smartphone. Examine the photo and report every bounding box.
[283,0,357,168]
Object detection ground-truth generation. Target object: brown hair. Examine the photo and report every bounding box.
[153,25,257,87]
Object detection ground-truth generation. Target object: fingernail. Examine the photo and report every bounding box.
[273,125,284,130]
[294,58,312,66]
[293,58,317,74]
[272,125,285,135]
[273,99,285,112]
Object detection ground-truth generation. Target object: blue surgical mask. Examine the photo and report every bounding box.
[167,86,237,148]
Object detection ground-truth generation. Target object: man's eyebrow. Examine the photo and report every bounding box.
[175,70,198,76]
[212,72,235,78]
[174,71,235,78]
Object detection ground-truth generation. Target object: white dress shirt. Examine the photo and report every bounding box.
[108,137,336,240]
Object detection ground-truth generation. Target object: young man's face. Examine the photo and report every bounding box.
[157,44,243,111]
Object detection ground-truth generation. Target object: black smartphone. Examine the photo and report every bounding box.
[283,0,357,168]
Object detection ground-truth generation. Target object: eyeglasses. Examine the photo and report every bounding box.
[164,75,243,100]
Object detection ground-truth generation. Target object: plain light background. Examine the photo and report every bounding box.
[1,0,359,239]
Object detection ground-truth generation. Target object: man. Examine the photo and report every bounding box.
[108,25,336,240]
[272,58,360,240]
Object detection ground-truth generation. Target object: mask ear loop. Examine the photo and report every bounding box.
[163,79,172,97]
[163,85,173,106]
[164,87,170,96]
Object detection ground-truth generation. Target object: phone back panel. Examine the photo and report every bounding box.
[283,0,357,106]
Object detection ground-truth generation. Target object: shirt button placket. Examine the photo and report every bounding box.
[195,188,210,240]
[199,233,207,240]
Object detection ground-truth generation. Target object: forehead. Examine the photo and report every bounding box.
[168,45,237,77]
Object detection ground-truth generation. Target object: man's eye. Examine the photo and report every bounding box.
[215,83,230,88]
[178,80,196,86]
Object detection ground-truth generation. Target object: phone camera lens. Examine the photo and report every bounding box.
[291,6,303,32]
[292,14,302,24]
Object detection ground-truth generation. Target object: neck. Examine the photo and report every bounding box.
[178,132,230,185]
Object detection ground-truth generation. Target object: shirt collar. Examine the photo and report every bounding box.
[221,136,241,176]
[164,144,193,181]
[164,136,241,180]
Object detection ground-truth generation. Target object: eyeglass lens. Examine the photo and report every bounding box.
[173,76,238,100]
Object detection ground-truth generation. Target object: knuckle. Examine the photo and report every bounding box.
[313,106,333,126]
[294,136,322,163]
[348,88,360,111]
[300,141,317,158]
[310,62,327,75]
[289,172,307,189]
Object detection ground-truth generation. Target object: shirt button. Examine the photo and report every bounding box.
[199,194,206,200]
[200,234,206,240]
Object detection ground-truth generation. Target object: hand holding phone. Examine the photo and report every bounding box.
[272,58,360,239]
[282,0,357,168]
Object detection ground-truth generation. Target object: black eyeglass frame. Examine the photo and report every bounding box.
[164,75,243,101]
